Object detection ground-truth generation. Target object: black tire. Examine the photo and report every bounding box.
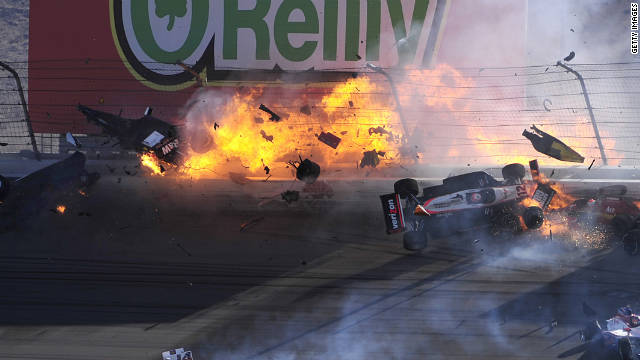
[0,175,10,201]
[403,231,430,251]
[422,185,447,199]
[612,214,635,237]
[296,159,321,184]
[622,229,640,256]
[394,178,419,199]
[523,206,544,229]
[599,184,627,197]
[502,163,526,181]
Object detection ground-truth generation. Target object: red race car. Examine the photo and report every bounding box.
[564,185,640,255]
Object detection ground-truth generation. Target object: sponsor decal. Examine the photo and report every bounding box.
[380,193,405,233]
[532,184,556,210]
[155,137,179,155]
[110,0,447,89]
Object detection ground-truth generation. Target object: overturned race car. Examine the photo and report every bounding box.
[571,305,640,360]
[381,163,551,251]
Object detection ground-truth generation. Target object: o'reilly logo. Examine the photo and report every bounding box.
[110,0,446,89]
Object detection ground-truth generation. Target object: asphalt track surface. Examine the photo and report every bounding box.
[1,169,640,360]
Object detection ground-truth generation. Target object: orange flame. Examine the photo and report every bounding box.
[140,153,165,176]
[180,75,406,179]
[56,205,66,214]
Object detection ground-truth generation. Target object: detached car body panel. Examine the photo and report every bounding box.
[77,104,182,165]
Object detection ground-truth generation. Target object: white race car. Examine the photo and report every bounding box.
[576,306,640,360]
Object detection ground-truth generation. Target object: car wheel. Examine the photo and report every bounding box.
[502,163,525,182]
[394,178,419,199]
[622,229,640,256]
[403,231,430,251]
[523,206,544,229]
[0,175,10,201]
[612,214,635,237]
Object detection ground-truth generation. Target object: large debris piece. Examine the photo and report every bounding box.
[318,132,341,149]
[289,157,321,184]
[78,104,182,165]
[258,104,281,122]
[522,125,584,163]
[360,150,381,168]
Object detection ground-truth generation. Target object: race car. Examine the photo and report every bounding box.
[571,305,640,360]
[0,151,100,230]
[561,185,640,255]
[78,105,182,166]
[381,163,548,251]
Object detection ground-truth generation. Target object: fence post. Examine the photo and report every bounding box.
[365,63,409,143]
[556,61,607,166]
[0,61,41,160]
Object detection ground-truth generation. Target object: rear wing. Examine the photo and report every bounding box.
[380,193,405,234]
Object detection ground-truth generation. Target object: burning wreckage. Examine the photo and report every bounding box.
[381,161,552,251]
[0,150,99,230]
[78,105,181,168]
[381,157,640,253]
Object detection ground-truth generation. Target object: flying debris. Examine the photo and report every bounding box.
[360,150,380,168]
[77,104,181,165]
[368,126,391,136]
[563,51,575,62]
[258,104,281,122]
[65,132,81,148]
[522,125,584,163]
[317,132,341,149]
[260,130,274,142]
[288,156,321,184]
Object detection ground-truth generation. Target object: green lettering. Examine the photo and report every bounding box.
[386,0,429,65]
[131,0,209,63]
[323,0,338,61]
[366,0,381,61]
[223,0,270,60]
[274,0,319,61]
[345,0,360,61]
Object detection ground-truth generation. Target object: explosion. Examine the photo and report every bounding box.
[137,64,477,178]
[166,75,407,178]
